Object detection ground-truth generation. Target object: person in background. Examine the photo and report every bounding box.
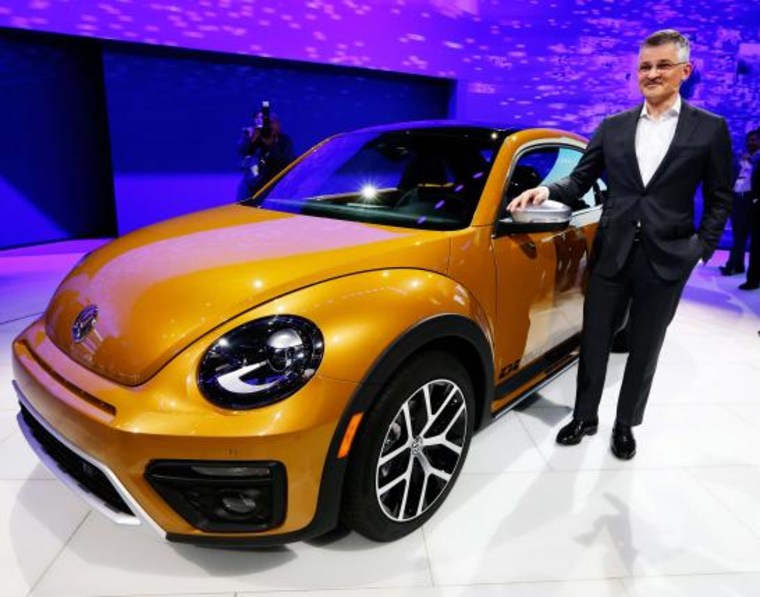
[739,136,760,290]
[721,129,760,277]
[237,105,295,200]
[507,29,732,460]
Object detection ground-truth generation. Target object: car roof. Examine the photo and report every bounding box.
[344,120,523,139]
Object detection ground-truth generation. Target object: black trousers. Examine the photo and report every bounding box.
[573,241,690,426]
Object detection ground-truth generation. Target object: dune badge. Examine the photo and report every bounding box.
[72,305,98,343]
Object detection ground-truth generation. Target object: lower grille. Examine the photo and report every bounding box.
[20,405,133,516]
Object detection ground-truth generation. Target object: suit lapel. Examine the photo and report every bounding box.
[644,100,698,191]
[624,105,645,191]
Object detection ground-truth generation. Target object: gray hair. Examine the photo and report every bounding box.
[641,29,691,63]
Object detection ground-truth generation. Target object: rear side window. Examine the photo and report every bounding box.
[504,145,604,213]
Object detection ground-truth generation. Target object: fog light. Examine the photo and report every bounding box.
[221,490,259,515]
[145,460,286,533]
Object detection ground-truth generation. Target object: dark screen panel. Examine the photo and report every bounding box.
[0,32,116,249]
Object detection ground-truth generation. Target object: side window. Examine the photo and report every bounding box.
[504,145,604,214]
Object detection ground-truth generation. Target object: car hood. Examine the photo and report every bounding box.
[44,205,451,386]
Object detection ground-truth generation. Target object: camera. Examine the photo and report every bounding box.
[255,100,272,136]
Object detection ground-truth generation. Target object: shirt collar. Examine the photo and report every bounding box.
[640,94,682,121]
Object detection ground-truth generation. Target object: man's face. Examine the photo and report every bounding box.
[637,43,692,105]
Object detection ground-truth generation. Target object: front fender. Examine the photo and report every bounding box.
[272,269,492,383]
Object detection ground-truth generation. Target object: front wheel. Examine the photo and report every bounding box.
[342,351,475,541]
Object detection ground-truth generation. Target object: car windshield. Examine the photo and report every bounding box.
[244,128,505,230]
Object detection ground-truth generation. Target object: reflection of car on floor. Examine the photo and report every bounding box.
[12,121,606,545]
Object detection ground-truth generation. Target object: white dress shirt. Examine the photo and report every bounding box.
[635,94,681,187]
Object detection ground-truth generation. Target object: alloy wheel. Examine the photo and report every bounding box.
[375,378,468,522]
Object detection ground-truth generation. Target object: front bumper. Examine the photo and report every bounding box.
[12,320,358,544]
[16,383,154,528]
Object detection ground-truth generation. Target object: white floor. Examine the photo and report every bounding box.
[1,241,759,597]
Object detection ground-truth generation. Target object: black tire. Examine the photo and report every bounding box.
[342,350,475,541]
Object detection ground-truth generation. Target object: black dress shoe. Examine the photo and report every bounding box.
[611,423,636,460]
[556,417,598,445]
[719,265,745,276]
[739,281,760,290]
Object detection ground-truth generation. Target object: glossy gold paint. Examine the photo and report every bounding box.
[44,207,450,386]
[12,127,596,541]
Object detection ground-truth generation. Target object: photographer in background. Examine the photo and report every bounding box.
[720,129,760,277]
[237,102,295,200]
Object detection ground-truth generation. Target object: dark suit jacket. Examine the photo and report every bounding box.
[547,100,733,281]
[752,153,760,202]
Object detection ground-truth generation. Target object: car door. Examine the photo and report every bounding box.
[490,141,603,399]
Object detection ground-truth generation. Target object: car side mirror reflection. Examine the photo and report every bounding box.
[494,199,572,237]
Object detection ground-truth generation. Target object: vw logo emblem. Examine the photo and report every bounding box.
[72,305,98,343]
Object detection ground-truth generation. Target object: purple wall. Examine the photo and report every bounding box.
[102,46,452,234]
[0,29,451,248]
[2,0,760,141]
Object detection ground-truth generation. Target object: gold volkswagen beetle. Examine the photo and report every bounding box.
[12,121,605,545]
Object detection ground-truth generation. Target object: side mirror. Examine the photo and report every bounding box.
[494,199,572,237]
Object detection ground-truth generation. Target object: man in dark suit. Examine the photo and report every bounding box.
[507,29,733,460]
[720,130,760,277]
[738,146,760,290]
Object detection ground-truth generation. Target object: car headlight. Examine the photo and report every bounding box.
[198,315,324,409]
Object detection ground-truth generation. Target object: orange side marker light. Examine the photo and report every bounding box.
[337,413,364,459]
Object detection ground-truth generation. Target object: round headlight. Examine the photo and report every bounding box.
[198,315,324,409]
